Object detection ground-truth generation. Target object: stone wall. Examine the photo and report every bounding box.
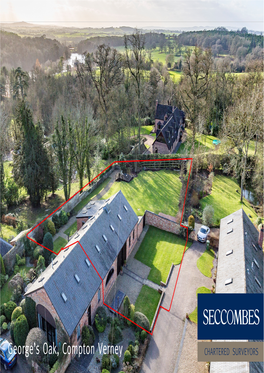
[3,233,26,273]
[145,210,181,235]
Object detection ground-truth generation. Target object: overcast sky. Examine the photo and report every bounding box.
[1,0,263,31]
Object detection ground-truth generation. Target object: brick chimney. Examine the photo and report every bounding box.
[258,224,264,248]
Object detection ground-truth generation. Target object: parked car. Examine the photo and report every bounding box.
[0,338,17,370]
[197,225,210,243]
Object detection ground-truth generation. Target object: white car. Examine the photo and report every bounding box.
[197,225,210,243]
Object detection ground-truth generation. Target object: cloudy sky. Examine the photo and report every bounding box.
[1,0,263,31]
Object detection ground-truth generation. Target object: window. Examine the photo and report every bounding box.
[123,205,128,212]
[253,258,259,269]
[106,268,114,286]
[227,219,233,224]
[95,245,100,253]
[103,234,107,242]
[110,224,114,232]
[255,277,261,288]
[129,236,131,247]
[61,292,67,303]
[82,221,85,226]
[133,229,135,240]
[227,228,233,234]
[225,278,233,286]
[77,324,80,340]
[98,288,101,303]
[85,258,91,267]
[117,214,122,221]
[74,274,80,283]
[226,250,233,256]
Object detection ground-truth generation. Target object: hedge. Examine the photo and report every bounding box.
[14,315,29,347]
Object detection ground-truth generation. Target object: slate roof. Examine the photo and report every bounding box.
[0,238,13,257]
[76,200,105,219]
[155,103,173,120]
[155,107,185,151]
[25,191,138,337]
[211,209,264,373]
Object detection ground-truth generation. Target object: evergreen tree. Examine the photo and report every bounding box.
[42,232,53,266]
[0,254,6,275]
[13,100,52,207]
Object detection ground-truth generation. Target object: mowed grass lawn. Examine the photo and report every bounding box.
[53,237,68,254]
[135,285,161,325]
[189,286,211,324]
[135,226,192,284]
[197,248,215,277]
[200,175,257,225]
[102,170,181,216]
[64,221,77,237]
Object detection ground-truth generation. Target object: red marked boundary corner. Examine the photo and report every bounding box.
[26,158,193,335]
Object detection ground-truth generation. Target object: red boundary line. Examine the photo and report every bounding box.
[26,158,193,335]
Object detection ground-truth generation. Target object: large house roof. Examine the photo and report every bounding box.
[155,107,185,151]
[155,103,173,121]
[0,238,13,257]
[25,191,138,337]
[76,200,105,219]
[211,209,264,373]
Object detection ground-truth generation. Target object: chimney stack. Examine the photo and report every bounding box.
[258,224,264,249]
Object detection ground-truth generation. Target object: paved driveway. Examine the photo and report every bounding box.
[141,241,215,373]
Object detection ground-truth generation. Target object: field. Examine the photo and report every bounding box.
[200,175,258,224]
[102,170,182,216]
[135,226,192,284]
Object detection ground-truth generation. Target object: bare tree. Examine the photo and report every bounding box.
[179,47,213,152]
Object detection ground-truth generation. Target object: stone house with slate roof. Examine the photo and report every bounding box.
[153,100,185,154]
[25,191,143,354]
[210,209,264,373]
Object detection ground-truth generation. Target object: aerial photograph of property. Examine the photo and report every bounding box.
[0,1,263,373]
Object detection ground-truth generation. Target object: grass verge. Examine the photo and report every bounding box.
[189,286,211,324]
[64,221,77,237]
[135,226,192,284]
[53,237,68,254]
[135,285,161,325]
[197,248,215,277]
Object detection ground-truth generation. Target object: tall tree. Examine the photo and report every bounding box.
[13,100,52,207]
[82,44,123,139]
[223,83,263,202]
[13,67,29,100]
[52,116,74,201]
[179,47,213,152]
[124,30,146,153]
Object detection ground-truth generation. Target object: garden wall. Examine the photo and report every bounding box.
[145,211,181,235]
[3,232,26,273]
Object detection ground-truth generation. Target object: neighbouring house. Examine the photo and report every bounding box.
[25,191,144,355]
[76,200,105,231]
[152,100,185,154]
[210,209,264,373]
[0,237,13,257]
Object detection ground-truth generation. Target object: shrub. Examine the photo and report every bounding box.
[102,370,110,373]
[10,320,15,342]
[0,304,5,315]
[188,215,195,229]
[25,327,49,368]
[81,325,95,346]
[36,255,45,276]
[14,314,29,346]
[43,232,53,266]
[108,325,123,344]
[52,213,60,230]
[134,312,150,332]
[33,247,43,260]
[127,344,134,356]
[11,306,23,321]
[190,191,199,207]
[20,299,26,312]
[23,237,32,257]
[16,254,26,267]
[130,304,135,321]
[0,274,6,288]
[110,354,119,369]
[0,254,6,275]
[123,296,131,320]
[59,210,68,226]
[45,220,56,236]
[24,297,37,329]
[202,205,214,227]
[4,301,17,321]
[102,355,111,370]
[141,330,147,342]
[11,286,22,303]
[256,217,262,226]
[95,307,107,332]
[0,315,6,326]
[124,350,131,363]
[2,322,8,331]
[13,265,19,274]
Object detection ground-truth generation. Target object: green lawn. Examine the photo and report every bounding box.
[102,170,182,217]
[169,70,182,82]
[72,177,111,215]
[197,248,215,277]
[0,224,18,242]
[189,286,211,324]
[176,129,222,155]
[135,226,192,284]
[130,125,155,138]
[53,237,68,254]
[0,265,31,305]
[200,175,258,224]
[64,221,77,237]
[135,285,161,325]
